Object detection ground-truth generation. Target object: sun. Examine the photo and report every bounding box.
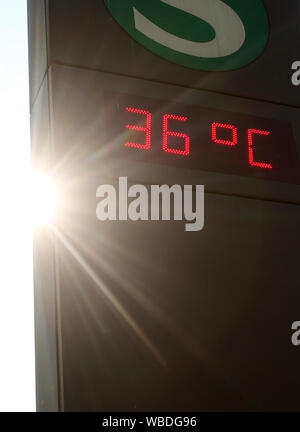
[30,172,58,228]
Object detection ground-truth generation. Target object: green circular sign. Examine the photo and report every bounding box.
[104,0,269,71]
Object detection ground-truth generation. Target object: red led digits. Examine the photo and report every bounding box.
[211,122,238,146]
[163,114,190,156]
[123,105,274,172]
[125,107,152,150]
[248,129,273,169]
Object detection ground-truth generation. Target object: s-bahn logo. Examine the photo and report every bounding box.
[104,0,269,71]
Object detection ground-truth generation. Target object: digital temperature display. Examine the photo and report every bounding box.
[105,92,300,184]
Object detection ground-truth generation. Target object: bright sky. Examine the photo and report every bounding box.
[0,0,36,411]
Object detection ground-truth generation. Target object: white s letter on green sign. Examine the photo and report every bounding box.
[104,0,269,71]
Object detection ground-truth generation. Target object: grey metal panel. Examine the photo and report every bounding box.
[27,0,48,110]
[43,0,300,107]
[31,77,60,412]
[44,64,300,410]
[54,182,300,411]
[49,64,300,204]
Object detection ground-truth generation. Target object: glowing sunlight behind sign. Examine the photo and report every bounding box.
[30,173,58,229]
